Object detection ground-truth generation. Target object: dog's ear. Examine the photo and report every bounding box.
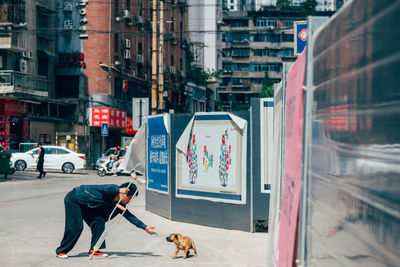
[174,234,178,240]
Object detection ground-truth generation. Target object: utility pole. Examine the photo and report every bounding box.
[151,0,158,115]
[158,0,164,112]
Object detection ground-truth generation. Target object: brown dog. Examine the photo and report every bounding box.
[166,233,197,259]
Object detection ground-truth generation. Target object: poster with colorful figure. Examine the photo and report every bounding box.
[176,113,247,204]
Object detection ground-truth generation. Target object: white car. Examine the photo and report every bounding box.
[11,145,86,174]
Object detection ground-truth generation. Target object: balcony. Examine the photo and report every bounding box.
[0,31,23,51]
[0,70,48,97]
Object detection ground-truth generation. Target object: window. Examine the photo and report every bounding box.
[232,49,249,57]
[281,48,294,57]
[232,78,242,85]
[57,148,70,154]
[114,33,119,54]
[45,148,57,154]
[56,76,79,98]
[114,77,123,99]
[282,33,294,42]
[115,0,119,17]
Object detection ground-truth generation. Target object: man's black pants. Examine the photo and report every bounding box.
[37,159,44,177]
[56,190,106,254]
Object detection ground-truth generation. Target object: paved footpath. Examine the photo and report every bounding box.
[0,170,267,267]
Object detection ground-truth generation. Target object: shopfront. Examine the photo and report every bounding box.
[0,100,30,151]
[88,107,127,166]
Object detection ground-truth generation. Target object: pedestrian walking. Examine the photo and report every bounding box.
[36,142,46,179]
[55,182,157,259]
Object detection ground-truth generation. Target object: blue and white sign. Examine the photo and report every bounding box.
[294,21,307,55]
[147,114,169,193]
[101,122,108,136]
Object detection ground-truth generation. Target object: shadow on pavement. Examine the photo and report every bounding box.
[72,251,162,258]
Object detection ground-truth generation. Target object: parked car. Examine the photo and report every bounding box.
[95,147,125,169]
[11,145,86,174]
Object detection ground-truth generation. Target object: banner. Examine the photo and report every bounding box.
[276,49,306,266]
[147,114,169,193]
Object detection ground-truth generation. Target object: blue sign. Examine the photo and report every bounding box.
[101,123,108,136]
[295,22,307,55]
[147,116,168,192]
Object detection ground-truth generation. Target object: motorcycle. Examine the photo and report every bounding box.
[97,156,129,177]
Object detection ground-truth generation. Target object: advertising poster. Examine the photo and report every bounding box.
[260,98,274,193]
[276,49,306,266]
[176,113,247,204]
[147,114,169,193]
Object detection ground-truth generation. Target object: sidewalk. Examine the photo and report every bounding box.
[0,174,267,267]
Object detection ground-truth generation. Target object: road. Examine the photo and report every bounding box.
[0,170,267,267]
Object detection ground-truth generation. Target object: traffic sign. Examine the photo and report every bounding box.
[101,123,109,136]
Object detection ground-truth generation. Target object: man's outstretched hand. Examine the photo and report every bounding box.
[145,226,157,235]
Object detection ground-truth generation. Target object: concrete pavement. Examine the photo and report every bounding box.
[0,170,267,267]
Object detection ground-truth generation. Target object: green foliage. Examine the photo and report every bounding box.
[276,0,291,9]
[185,48,209,86]
[300,0,318,15]
[260,72,274,98]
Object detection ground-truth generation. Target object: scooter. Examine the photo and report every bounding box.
[97,156,129,177]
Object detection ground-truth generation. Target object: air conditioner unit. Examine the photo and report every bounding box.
[179,70,184,77]
[64,22,73,30]
[19,59,28,73]
[79,0,88,6]
[136,54,143,63]
[123,38,131,48]
[144,74,148,80]
[114,60,121,66]
[22,50,29,58]
[135,16,143,25]
[122,10,130,19]
[169,66,175,74]
[115,16,121,22]
[123,49,131,59]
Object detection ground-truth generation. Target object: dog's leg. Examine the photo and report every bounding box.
[172,248,179,259]
[192,243,198,256]
[183,247,190,259]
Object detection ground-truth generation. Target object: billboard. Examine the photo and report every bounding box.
[147,114,169,193]
[176,113,247,204]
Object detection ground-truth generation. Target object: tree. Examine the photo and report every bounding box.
[260,72,274,98]
[300,0,317,15]
[276,0,291,10]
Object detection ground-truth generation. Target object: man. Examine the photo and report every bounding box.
[111,145,128,175]
[55,182,157,259]
[36,142,46,179]
[107,146,122,171]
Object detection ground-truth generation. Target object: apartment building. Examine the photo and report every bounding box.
[56,0,187,163]
[218,10,303,110]
[0,0,71,151]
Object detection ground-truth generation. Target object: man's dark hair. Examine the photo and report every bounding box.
[119,182,138,197]
[38,142,42,146]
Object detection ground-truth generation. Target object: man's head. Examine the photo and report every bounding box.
[118,182,138,204]
[116,145,121,151]
[38,142,42,147]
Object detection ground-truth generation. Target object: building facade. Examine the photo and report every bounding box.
[55,0,187,164]
[218,10,303,110]
[0,0,77,152]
